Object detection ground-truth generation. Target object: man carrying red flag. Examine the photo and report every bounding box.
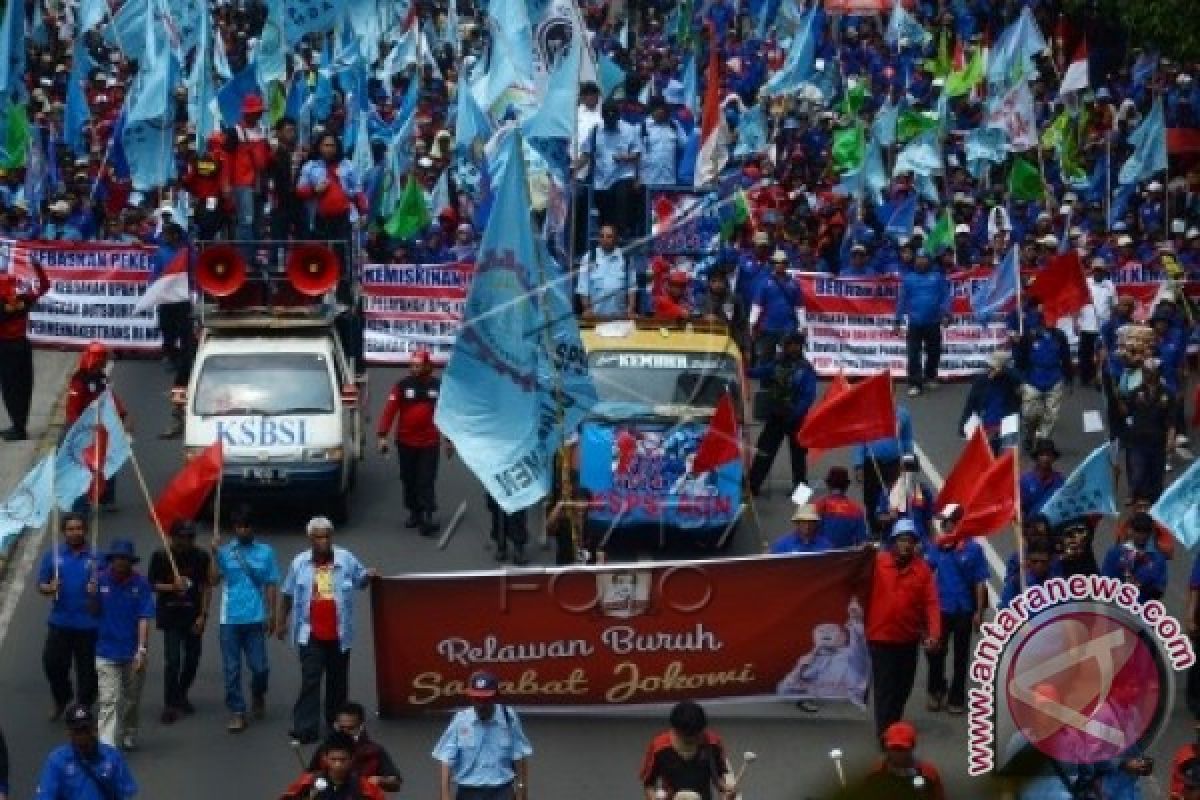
[147,521,212,725]
[747,333,816,496]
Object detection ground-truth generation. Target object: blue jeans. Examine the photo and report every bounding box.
[232,186,257,241]
[219,623,269,714]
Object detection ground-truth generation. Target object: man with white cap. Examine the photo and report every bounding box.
[769,504,832,554]
[959,350,1022,453]
[1078,257,1116,388]
[749,250,805,367]
[41,200,82,241]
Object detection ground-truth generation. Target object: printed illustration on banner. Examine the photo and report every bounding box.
[776,597,869,705]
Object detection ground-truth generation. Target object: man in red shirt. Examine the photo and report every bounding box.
[224,94,271,242]
[653,271,694,320]
[0,262,50,440]
[845,721,946,800]
[866,519,941,739]
[280,731,386,800]
[376,351,447,536]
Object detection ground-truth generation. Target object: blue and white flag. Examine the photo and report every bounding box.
[434,129,596,512]
[965,126,1008,175]
[1040,443,1119,526]
[872,98,899,148]
[0,454,55,551]
[863,134,887,207]
[885,0,929,49]
[1118,96,1167,186]
[893,130,942,177]
[987,6,1047,87]
[65,39,93,157]
[103,0,148,60]
[0,0,25,97]
[733,103,768,158]
[55,392,132,511]
[884,193,917,241]
[284,0,339,45]
[760,3,820,98]
[255,0,287,87]
[1152,458,1200,549]
[522,23,580,140]
[681,53,698,116]
[78,0,109,33]
[597,52,625,98]
[473,0,536,117]
[971,245,1019,320]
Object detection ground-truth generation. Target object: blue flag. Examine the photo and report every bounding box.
[597,52,625,98]
[0,454,55,551]
[987,7,1047,87]
[1118,96,1167,186]
[965,126,1007,173]
[681,54,698,117]
[884,193,917,241]
[216,62,261,127]
[885,0,929,49]
[760,4,820,97]
[893,130,943,177]
[733,103,768,158]
[65,40,93,157]
[103,0,148,60]
[522,26,579,140]
[434,129,596,513]
[55,392,132,511]
[872,98,899,148]
[1040,443,1119,526]
[1151,458,1200,549]
[863,134,887,207]
[971,245,1019,320]
[0,0,26,98]
[284,0,339,45]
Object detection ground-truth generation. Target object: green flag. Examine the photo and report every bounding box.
[923,209,953,255]
[1008,156,1045,202]
[944,48,985,98]
[831,124,866,173]
[927,30,952,78]
[896,110,939,143]
[268,81,287,126]
[1040,111,1069,151]
[2,104,30,170]
[718,190,750,240]
[384,174,431,239]
[841,83,869,118]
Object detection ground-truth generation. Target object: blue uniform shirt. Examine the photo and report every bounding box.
[1023,329,1069,391]
[853,406,914,467]
[1101,544,1168,603]
[38,545,99,630]
[433,706,534,788]
[95,570,155,662]
[35,743,138,799]
[752,274,803,334]
[926,539,989,614]
[1019,469,1064,517]
[769,530,833,554]
[281,545,370,651]
[215,539,281,626]
[896,270,951,326]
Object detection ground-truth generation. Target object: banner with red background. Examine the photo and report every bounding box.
[372,551,875,715]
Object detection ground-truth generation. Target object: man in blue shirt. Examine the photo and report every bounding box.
[1019,439,1065,517]
[959,350,1023,453]
[37,513,99,720]
[924,507,989,715]
[749,250,805,366]
[747,332,816,495]
[1102,513,1168,604]
[210,505,281,733]
[94,540,155,751]
[895,255,951,396]
[278,517,376,744]
[1015,314,1074,445]
[34,704,137,799]
[769,504,833,554]
[433,671,533,800]
[854,405,915,539]
[577,100,642,239]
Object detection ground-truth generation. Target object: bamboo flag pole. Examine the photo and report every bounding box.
[212,455,223,548]
[127,442,181,581]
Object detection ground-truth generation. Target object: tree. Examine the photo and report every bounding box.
[1065,0,1200,64]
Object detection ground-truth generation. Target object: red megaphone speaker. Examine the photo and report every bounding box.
[286,244,339,297]
[195,245,247,297]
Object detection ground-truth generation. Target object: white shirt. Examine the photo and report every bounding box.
[573,103,603,178]
[1078,277,1116,333]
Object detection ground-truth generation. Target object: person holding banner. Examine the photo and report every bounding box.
[37,513,100,721]
[0,260,50,441]
[638,700,736,800]
[432,671,532,800]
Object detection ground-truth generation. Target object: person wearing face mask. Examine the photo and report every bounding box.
[433,671,533,800]
[0,260,50,441]
[307,702,402,793]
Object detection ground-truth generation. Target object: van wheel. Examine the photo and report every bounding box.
[329,492,350,525]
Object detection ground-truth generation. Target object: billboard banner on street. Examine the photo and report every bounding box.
[372,550,875,715]
[360,261,475,365]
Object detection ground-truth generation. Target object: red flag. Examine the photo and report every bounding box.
[692,393,740,474]
[955,449,1017,538]
[796,371,896,450]
[1027,251,1090,325]
[936,426,994,513]
[796,372,849,463]
[153,442,224,533]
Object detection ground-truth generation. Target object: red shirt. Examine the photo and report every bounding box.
[65,374,127,427]
[227,125,270,188]
[308,558,339,642]
[866,550,941,644]
[280,773,386,800]
[1170,743,1198,799]
[376,376,441,448]
[296,162,366,219]
[653,293,690,320]
[0,265,50,340]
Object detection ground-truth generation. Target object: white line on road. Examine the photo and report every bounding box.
[914,442,1003,606]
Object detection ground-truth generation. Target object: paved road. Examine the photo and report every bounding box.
[0,360,1194,798]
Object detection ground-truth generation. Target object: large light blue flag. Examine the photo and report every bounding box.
[127,6,171,124]
[884,193,917,240]
[473,0,535,116]
[255,0,286,87]
[122,115,176,190]
[885,0,929,49]
[1152,458,1200,549]
[522,26,580,140]
[435,129,596,513]
[65,41,93,157]
[1119,96,1167,186]
[987,7,1047,87]
[681,54,698,117]
[733,103,768,158]
[1040,443,1119,526]
[965,126,1008,171]
[597,52,625,98]
[284,0,340,45]
[345,0,381,64]
[971,245,1019,320]
[0,0,25,97]
[164,0,205,60]
[103,0,147,60]
[188,3,214,149]
[872,98,899,148]
[216,62,261,127]
[0,454,55,551]
[863,134,887,206]
[55,392,132,512]
[893,130,943,177]
[379,25,417,87]
[78,0,108,33]
[760,4,819,97]
[122,4,178,189]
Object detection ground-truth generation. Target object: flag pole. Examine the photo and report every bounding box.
[1013,245,1025,337]
[50,453,60,599]
[128,444,181,580]
[211,454,223,547]
[1012,420,1025,591]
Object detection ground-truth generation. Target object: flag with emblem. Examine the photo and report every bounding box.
[0,454,54,551]
[55,392,131,510]
[1039,443,1117,526]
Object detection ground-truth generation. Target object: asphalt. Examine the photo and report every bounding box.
[0,357,1194,799]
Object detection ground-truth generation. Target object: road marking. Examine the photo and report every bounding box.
[0,520,49,652]
[914,442,1003,606]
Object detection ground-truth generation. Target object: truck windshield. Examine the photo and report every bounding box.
[194,353,335,415]
[587,351,741,408]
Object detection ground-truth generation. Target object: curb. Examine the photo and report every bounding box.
[0,350,77,584]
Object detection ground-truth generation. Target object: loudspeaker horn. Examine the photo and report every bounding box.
[286,244,340,297]
[195,245,247,297]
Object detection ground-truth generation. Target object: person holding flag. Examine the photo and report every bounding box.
[746,331,815,496]
[958,351,1022,454]
[147,520,211,725]
[65,343,128,512]
[37,513,99,721]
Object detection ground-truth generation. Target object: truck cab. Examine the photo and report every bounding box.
[561,319,747,551]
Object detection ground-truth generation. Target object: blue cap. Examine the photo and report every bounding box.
[890,518,918,541]
[105,538,139,563]
[466,671,499,699]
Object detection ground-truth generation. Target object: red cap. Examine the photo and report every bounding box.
[79,341,109,372]
[668,270,690,286]
[882,721,917,750]
[411,350,432,366]
[241,94,265,115]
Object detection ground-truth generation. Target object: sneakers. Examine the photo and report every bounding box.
[907,387,921,397]
[227,713,247,733]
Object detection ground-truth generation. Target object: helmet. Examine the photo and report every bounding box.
[79,341,109,373]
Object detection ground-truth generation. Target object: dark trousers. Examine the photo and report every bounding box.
[870,641,919,738]
[157,302,192,373]
[313,214,353,280]
[862,457,901,537]
[1125,444,1167,502]
[594,179,639,240]
[748,414,806,494]
[397,444,439,514]
[926,611,973,707]
[487,496,529,546]
[162,626,203,708]
[43,625,98,707]
[195,207,229,240]
[456,786,515,800]
[1078,331,1098,386]
[0,337,34,431]
[293,640,350,740]
[905,323,942,388]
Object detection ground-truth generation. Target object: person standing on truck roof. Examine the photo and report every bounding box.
[576,224,637,320]
[377,350,450,536]
[747,331,816,496]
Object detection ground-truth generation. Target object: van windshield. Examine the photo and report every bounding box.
[194,353,335,415]
[587,351,741,409]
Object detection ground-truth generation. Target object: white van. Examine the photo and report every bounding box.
[183,316,364,523]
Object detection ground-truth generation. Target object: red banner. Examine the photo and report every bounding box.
[361,262,474,365]
[372,551,876,715]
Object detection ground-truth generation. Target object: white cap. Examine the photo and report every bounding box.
[1117,234,1134,246]
[1147,181,1163,192]
[912,227,925,237]
[1069,227,1083,238]
[1038,234,1058,246]
[955,224,970,234]
[1037,211,1052,221]
[1063,192,1077,203]
[48,200,70,213]
[1058,204,1071,215]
